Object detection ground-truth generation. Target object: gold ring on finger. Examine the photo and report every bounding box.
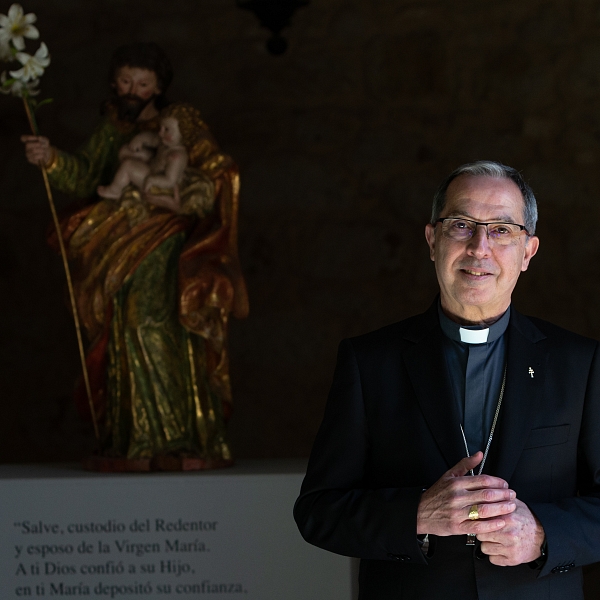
[468,505,480,521]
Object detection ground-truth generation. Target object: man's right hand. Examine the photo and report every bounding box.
[416,452,516,536]
[21,135,53,167]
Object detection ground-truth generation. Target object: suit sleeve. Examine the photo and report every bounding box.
[293,339,428,562]
[530,342,600,577]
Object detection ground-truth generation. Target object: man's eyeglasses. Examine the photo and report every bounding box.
[436,218,529,245]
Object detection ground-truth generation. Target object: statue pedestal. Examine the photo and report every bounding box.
[0,460,354,599]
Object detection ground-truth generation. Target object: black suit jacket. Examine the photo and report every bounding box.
[294,303,600,600]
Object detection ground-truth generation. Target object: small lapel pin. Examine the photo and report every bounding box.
[528,367,535,378]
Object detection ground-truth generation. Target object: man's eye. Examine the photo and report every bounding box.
[452,220,470,229]
[490,225,511,236]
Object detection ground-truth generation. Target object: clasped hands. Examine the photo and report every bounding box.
[416,452,545,566]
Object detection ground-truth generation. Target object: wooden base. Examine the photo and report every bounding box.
[82,455,234,473]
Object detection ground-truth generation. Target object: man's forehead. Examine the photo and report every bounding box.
[442,175,525,222]
[115,65,157,79]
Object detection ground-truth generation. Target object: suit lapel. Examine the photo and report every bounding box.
[486,310,547,483]
[402,304,466,470]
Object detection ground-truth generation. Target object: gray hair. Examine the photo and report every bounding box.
[431,161,538,235]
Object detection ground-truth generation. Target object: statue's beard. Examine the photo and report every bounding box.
[116,94,154,122]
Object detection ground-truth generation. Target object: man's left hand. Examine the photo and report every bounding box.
[476,499,545,566]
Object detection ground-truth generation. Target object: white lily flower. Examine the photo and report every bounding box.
[0,4,38,51]
[0,69,39,96]
[0,39,11,61]
[9,41,49,82]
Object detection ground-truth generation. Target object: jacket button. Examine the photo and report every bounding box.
[387,553,401,561]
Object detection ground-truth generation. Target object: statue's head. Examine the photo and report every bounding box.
[160,102,206,151]
[107,42,173,121]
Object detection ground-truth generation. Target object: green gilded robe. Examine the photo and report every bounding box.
[50,113,234,464]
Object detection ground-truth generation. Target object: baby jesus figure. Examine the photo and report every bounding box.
[97,103,190,210]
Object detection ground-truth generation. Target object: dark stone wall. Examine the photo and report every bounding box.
[0,0,599,591]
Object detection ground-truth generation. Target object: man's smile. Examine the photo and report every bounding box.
[461,268,493,277]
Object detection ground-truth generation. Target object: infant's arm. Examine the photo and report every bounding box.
[132,131,160,148]
[118,132,160,161]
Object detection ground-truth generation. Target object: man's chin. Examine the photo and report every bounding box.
[116,94,154,122]
[443,286,505,316]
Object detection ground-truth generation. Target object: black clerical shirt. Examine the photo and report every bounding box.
[438,305,510,457]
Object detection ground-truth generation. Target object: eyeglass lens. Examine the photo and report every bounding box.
[441,219,522,244]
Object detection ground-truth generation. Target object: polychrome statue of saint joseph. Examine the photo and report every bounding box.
[22,43,248,471]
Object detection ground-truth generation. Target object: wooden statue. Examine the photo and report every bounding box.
[22,43,248,471]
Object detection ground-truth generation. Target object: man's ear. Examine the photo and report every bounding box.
[521,235,539,272]
[425,223,436,261]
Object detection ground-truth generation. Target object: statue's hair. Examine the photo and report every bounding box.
[431,160,538,235]
[108,42,173,110]
[160,102,207,151]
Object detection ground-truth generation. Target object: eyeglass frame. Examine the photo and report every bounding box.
[435,217,531,241]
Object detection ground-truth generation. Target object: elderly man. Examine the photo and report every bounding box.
[294,161,600,599]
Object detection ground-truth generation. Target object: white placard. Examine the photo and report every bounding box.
[0,460,353,599]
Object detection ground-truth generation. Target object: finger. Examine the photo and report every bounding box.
[460,474,510,491]
[466,488,516,505]
[25,153,44,165]
[25,144,44,154]
[447,452,483,477]
[22,135,48,145]
[479,540,507,557]
[476,530,506,543]
[461,517,506,535]
[489,553,516,567]
[465,501,515,521]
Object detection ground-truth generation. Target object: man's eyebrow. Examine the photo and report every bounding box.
[444,211,517,223]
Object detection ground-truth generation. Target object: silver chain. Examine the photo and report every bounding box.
[460,364,507,476]
[461,364,507,546]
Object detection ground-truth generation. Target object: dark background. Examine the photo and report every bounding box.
[0,0,599,593]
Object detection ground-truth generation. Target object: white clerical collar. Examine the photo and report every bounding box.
[438,303,510,345]
[459,327,489,344]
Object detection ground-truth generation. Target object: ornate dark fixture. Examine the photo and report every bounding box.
[237,0,309,55]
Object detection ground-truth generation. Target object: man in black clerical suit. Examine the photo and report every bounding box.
[294,161,600,600]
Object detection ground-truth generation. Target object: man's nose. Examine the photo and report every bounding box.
[466,225,491,256]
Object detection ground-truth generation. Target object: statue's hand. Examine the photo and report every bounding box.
[21,135,53,167]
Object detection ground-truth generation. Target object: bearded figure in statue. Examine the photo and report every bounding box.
[22,43,248,471]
